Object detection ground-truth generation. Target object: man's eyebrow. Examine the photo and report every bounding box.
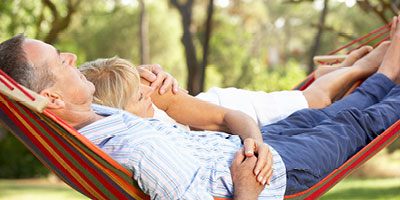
[56,49,61,55]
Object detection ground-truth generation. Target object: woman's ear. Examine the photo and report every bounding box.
[39,88,65,109]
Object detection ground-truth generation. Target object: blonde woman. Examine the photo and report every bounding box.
[80,57,279,184]
[79,43,387,130]
[79,43,388,185]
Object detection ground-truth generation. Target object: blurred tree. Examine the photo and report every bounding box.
[170,0,215,95]
[308,0,329,74]
[357,0,398,24]
[0,0,82,44]
[0,134,49,178]
[139,0,150,64]
[41,0,82,44]
[67,0,186,83]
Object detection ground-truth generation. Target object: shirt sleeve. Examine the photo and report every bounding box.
[129,139,214,199]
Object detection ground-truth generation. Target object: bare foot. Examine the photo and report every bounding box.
[377,16,400,84]
[314,46,373,79]
[304,42,390,109]
[352,41,391,78]
[341,46,373,67]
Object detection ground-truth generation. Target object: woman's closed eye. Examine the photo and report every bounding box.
[138,93,143,101]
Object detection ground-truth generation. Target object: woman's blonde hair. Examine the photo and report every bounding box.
[79,57,140,109]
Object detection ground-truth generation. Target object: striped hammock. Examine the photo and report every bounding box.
[0,23,399,199]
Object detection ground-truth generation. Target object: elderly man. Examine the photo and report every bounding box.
[1,17,400,198]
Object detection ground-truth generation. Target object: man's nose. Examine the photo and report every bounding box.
[61,53,77,66]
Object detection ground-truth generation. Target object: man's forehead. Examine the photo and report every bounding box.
[23,39,55,66]
[23,39,53,52]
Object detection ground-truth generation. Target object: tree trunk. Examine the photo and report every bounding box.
[41,0,81,44]
[307,0,329,74]
[199,0,214,93]
[139,0,150,64]
[181,10,201,95]
[170,0,214,95]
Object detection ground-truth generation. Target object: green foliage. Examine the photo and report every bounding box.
[388,139,400,153]
[0,0,41,40]
[208,18,253,87]
[62,0,187,84]
[0,133,49,178]
[205,58,306,92]
[245,60,307,92]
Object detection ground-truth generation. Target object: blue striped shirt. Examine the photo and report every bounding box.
[79,104,287,199]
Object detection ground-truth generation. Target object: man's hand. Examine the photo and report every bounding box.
[243,138,274,185]
[136,64,179,95]
[231,149,265,200]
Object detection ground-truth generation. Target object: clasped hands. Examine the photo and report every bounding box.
[231,138,274,199]
[136,64,179,94]
[137,64,274,197]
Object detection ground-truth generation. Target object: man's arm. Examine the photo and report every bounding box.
[146,78,261,140]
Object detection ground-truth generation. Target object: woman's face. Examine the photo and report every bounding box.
[126,84,155,118]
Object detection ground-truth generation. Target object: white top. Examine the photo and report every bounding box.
[153,104,190,131]
[152,87,308,128]
[196,87,308,127]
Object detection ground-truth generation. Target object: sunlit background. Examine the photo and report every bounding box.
[0,0,399,199]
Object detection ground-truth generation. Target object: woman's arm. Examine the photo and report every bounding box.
[144,79,272,184]
[143,79,262,141]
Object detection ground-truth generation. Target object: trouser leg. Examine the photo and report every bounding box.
[261,73,395,135]
[261,74,398,194]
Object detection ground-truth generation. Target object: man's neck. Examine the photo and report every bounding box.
[73,113,104,130]
[49,104,105,130]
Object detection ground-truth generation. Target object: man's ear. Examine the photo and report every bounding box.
[39,88,65,109]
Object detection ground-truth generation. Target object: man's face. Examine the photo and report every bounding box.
[23,39,95,106]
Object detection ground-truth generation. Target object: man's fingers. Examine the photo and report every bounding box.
[150,73,166,91]
[232,149,246,166]
[258,151,273,185]
[243,138,255,157]
[172,79,179,94]
[138,67,157,82]
[264,155,274,185]
[159,74,174,95]
[179,88,189,94]
[242,154,257,167]
[253,144,268,176]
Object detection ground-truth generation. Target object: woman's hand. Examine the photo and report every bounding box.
[243,138,274,185]
[136,64,179,95]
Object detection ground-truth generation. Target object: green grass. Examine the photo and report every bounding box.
[0,178,86,200]
[0,178,399,199]
[322,178,400,200]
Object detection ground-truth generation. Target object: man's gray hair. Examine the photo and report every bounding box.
[0,34,55,92]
